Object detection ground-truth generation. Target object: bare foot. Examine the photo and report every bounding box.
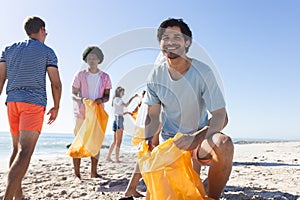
[20,196,31,200]
[106,157,113,162]
[14,195,25,200]
[75,173,81,179]
[91,173,102,178]
[73,175,82,183]
[15,196,27,200]
[116,160,122,163]
[124,189,144,198]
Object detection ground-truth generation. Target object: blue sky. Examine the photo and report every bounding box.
[0,0,299,140]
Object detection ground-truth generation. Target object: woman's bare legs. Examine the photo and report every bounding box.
[115,129,123,162]
[106,131,116,161]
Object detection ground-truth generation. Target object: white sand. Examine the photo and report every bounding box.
[0,142,299,199]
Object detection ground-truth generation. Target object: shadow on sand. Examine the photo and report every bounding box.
[222,185,299,200]
[233,161,299,167]
[97,177,146,193]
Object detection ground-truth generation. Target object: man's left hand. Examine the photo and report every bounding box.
[174,127,208,150]
[174,133,201,150]
[47,107,59,124]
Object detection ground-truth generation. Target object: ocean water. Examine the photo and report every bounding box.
[0,132,138,171]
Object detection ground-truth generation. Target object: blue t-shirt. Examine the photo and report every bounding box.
[145,58,226,140]
[0,39,58,107]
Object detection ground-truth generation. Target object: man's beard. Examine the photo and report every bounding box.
[165,51,180,59]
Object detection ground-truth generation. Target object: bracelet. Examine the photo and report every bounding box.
[81,97,85,103]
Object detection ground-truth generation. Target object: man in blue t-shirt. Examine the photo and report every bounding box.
[125,18,234,199]
[0,16,62,200]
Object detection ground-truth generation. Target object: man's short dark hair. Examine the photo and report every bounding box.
[157,18,192,52]
[82,46,104,64]
[24,16,45,36]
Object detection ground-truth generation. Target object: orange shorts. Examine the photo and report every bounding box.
[7,102,45,135]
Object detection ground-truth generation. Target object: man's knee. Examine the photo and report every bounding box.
[18,148,34,159]
[212,133,234,157]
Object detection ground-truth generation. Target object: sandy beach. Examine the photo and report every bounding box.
[0,141,299,200]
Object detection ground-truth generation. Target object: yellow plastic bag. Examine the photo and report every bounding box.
[67,99,108,158]
[138,133,212,200]
[131,103,148,146]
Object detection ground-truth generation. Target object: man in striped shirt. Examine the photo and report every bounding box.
[0,16,62,200]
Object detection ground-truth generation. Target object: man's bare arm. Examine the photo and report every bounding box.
[0,62,7,95]
[145,104,161,141]
[46,66,62,124]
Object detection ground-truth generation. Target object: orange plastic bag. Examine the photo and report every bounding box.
[67,99,108,158]
[131,110,138,121]
[138,133,212,200]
